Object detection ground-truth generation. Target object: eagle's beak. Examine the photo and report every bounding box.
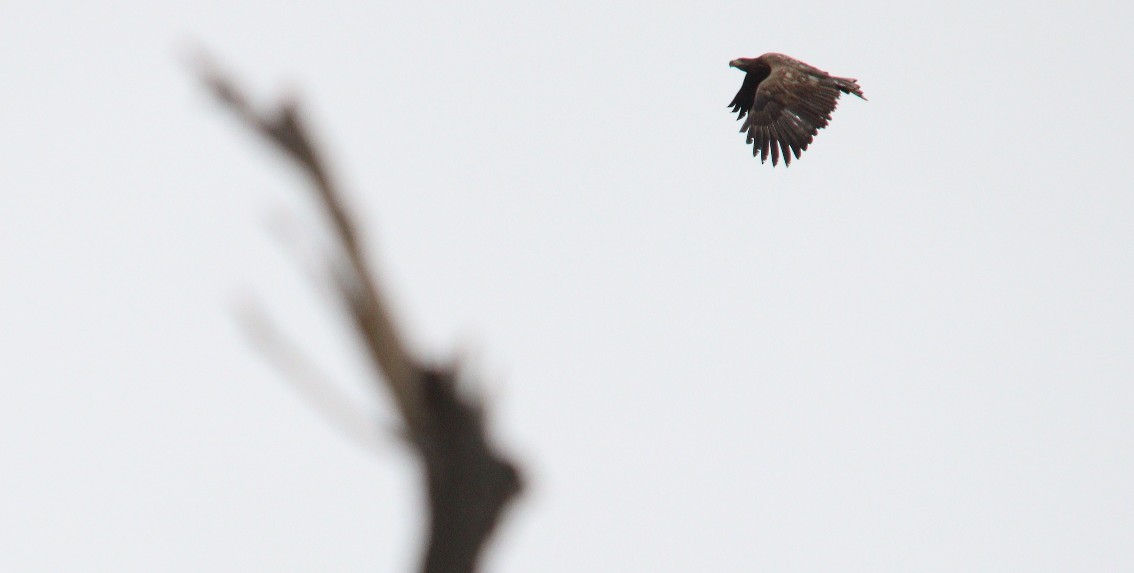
[729,59,742,68]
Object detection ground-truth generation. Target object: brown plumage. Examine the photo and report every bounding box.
[729,53,865,166]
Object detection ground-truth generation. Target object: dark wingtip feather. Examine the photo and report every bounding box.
[835,76,867,100]
[769,128,781,166]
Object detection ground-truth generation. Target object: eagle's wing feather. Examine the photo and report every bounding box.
[728,68,763,121]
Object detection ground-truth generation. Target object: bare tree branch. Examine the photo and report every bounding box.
[196,54,522,573]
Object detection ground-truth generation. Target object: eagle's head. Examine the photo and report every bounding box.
[729,58,754,70]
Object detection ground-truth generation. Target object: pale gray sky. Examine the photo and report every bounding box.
[2,1,1132,571]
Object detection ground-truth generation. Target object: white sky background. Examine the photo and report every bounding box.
[2,0,1132,570]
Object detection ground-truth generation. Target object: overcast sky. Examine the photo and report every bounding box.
[3,0,1132,571]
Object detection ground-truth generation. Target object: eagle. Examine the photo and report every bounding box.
[729,53,865,166]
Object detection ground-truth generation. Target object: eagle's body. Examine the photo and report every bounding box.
[729,53,865,166]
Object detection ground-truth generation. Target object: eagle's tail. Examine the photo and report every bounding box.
[834,76,866,100]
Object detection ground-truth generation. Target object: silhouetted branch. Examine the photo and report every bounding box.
[196,54,522,573]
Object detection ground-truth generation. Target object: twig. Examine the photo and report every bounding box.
[196,54,522,573]
[236,299,384,451]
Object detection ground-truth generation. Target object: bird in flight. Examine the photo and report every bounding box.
[728,53,865,166]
